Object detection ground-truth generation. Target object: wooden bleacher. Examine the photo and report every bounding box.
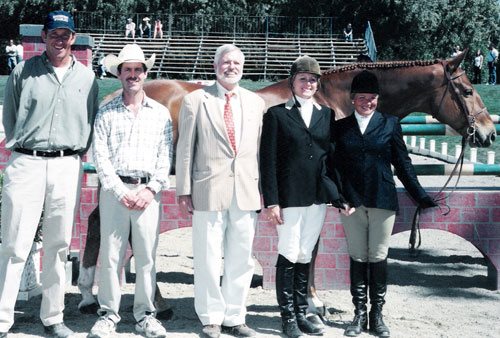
[90,33,367,80]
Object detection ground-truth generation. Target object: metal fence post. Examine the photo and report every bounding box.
[233,16,236,40]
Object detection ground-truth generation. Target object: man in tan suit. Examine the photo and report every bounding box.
[176,44,265,338]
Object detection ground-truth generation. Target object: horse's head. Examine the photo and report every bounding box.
[433,50,496,147]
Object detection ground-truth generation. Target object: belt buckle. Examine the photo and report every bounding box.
[59,150,64,157]
[33,150,38,157]
[132,177,141,185]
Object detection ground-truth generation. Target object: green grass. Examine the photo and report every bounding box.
[1,75,499,163]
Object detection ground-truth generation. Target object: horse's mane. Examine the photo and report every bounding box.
[322,59,441,75]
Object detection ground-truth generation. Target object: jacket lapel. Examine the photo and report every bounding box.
[309,103,325,129]
[239,89,254,152]
[285,98,308,128]
[363,111,383,135]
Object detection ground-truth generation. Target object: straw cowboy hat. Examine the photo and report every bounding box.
[104,43,155,77]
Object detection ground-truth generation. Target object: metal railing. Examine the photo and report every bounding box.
[74,12,339,38]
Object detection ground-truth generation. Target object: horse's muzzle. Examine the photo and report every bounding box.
[470,130,496,148]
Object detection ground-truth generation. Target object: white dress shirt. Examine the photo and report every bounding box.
[295,96,314,127]
[354,110,375,134]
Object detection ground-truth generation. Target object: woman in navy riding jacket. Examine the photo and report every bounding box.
[330,70,437,338]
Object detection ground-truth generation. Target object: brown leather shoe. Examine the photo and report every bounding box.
[202,324,221,338]
[222,324,256,337]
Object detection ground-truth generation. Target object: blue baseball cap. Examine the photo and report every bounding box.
[44,10,75,32]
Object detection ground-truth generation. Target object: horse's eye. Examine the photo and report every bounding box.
[464,88,473,96]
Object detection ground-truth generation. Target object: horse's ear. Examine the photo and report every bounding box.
[448,48,468,73]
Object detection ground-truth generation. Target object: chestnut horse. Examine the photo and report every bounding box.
[78,51,496,315]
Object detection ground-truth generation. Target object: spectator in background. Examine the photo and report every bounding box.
[153,19,163,39]
[451,45,461,58]
[473,49,483,84]
[343,23,353,42]
[450,45,463,68]
[486,44,498,85]
[15,40,23,64]
[125,18,136,39]
[5,39,17,73]
[139,17,152,38]
[97,52,107,79]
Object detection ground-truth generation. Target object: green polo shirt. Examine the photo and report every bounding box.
[2,52,99,153]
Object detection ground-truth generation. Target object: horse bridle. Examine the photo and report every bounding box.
[436,62,487,144]
[409,62,487,253]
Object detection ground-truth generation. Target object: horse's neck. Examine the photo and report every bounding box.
[257,81,291,109]
[377,65,442,118]
[319,65,443,119]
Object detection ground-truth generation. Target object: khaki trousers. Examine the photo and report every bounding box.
[0,153,82,331]
[341,205,396,263]
[97,185,160,323]
[192,195,256,326]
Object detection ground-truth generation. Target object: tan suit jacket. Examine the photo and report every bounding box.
[176,83,265,211]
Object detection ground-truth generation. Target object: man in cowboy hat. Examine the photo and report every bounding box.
[0,9,98,338]
[88,43,173,338]
[139,17,151,38]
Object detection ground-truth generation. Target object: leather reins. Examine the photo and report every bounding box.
[409,62,487,253]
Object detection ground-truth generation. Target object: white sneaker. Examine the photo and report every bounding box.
[88,316,116,338]
[135,315,167,338]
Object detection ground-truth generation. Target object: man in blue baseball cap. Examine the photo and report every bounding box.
[44,10,76,32]
[0,9,98,338]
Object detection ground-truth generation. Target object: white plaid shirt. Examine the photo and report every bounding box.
[93,93,173,200]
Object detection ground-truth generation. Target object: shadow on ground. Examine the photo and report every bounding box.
[388,247,494,295]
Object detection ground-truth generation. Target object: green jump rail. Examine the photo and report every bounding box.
[401,115,500,124]
[401,124,500,136]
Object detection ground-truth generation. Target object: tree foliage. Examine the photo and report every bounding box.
[0,0,499,63]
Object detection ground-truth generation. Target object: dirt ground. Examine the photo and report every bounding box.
[6,226,500,338]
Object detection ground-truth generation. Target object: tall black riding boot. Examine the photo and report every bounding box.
[369,259,390,338]
[294,262,324,336]
[276,255,304,338]
[344,259,368,337]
